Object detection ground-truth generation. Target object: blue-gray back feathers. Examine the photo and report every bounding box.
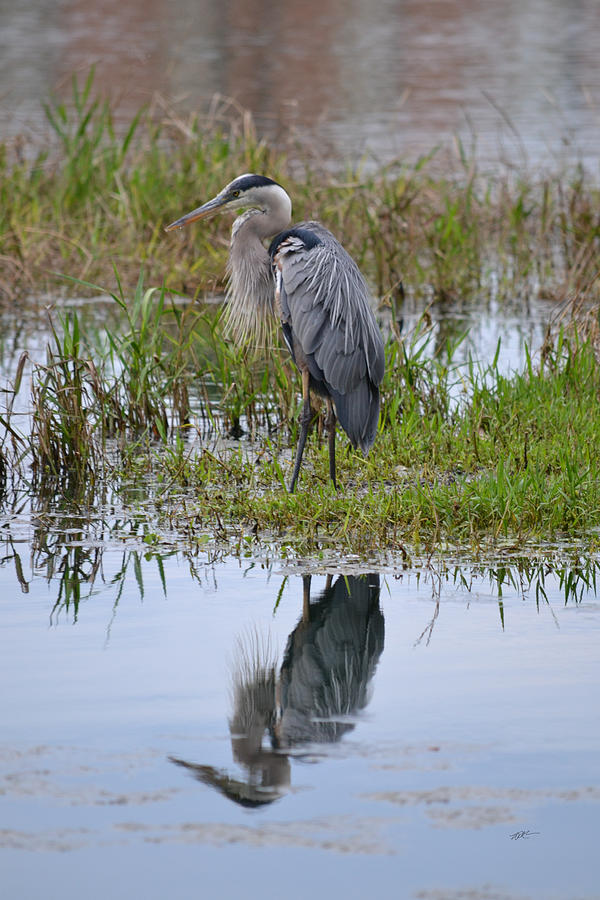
[271,223,385,453]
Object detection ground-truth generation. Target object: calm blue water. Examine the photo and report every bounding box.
[1,544,599,900]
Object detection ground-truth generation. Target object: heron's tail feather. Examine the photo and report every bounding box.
[331,380,380,454]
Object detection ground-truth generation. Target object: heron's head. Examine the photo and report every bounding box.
[164,174,290,232]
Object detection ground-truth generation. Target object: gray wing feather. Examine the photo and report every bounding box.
[331,379,380,452]
[274,223,385,452]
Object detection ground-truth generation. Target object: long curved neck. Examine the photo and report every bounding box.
[228,212,273,292]
[232,184,292,244]
[225,190,291,346]
[255,184,293,239]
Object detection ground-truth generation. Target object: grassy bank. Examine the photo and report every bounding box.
[2,74,600,554]
[2,276,600,552]
[153,327,600,551]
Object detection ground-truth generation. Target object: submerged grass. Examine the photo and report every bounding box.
[2,73,600,554]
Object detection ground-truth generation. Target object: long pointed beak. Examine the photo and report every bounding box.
[164,195,227,232]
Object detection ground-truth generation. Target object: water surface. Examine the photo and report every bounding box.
[1,0,599,172]
[1,539,599,900]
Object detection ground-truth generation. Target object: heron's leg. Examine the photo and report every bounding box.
[302,574,311,624]
[289,370,312,493]
[325,399,337,490]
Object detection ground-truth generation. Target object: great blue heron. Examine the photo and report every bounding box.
[165,174,385,492]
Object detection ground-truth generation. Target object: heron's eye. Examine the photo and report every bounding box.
[231,190,241,198]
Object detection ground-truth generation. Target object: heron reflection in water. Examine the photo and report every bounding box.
[169,573,384,807]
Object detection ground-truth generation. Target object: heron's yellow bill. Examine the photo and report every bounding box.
[164,195,226,232]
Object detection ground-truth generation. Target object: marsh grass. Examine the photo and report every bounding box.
[2,73,600,551]
[3,285,600,550]
[1,71,599,308]
[143,319,600,551]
